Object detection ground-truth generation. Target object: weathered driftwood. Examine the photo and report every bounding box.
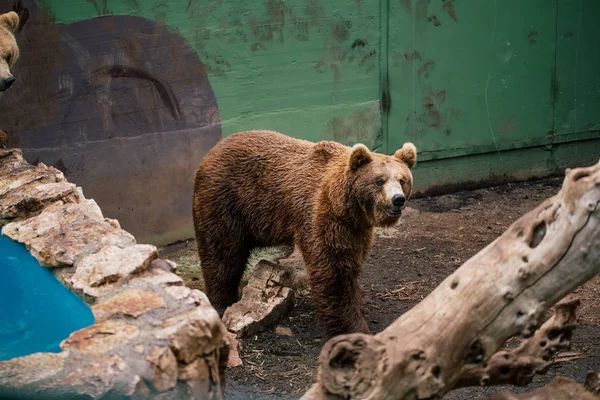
[222,260,296,339]
[490,376,598,400]
[302,160,600,400]
[585,371,600,396]
[456,295,580,388]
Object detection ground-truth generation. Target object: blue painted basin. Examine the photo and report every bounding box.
[0,234,94,361]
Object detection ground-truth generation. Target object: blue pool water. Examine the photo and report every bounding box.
[0,235,94,361]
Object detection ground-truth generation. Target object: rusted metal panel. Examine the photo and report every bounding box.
[386,0,559,160]
[553,0,600,136]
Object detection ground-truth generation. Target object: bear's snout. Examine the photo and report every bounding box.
[0,76,15,91]
[392,193,406,208]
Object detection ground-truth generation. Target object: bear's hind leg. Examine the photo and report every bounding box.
[199,242,252,316]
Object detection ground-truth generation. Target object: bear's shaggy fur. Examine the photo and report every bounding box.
[193,130,417,337]
[0,11,19,93]
[0,11,19,147]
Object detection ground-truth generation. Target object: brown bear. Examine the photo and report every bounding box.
[193,130,417,337]
[0,11,19,93]
[0,11,19,147]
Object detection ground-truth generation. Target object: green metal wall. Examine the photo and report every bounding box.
[1,0,598,245]
[44,0,385,146]
[386,0,599,193]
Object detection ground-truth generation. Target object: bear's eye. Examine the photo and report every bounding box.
[399,179,406,186]
[376,179,385,187]
[5,54,10,65]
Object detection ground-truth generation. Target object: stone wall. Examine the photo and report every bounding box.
[0,148,228,399]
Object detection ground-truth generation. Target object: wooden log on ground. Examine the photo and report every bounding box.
[585,371,600,396]
[455,295,580,388]
[302,160,600,400]
[490,376,598,400]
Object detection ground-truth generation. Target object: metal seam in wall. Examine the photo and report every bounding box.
[380,0,390,154]
[550,0,560,135]
[418,131,599,162]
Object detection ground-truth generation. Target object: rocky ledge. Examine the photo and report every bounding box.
[0,149,229,400]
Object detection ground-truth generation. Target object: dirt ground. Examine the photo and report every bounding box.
[160,177,600,399]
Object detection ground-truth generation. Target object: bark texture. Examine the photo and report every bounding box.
[456,296,580,388]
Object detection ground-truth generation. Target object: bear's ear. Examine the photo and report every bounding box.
[348,143,373,171]
[394,142,417,169]
[0,12,19,34]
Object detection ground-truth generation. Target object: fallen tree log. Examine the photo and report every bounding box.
[455,295,580,388]
[302,160,600,400]
[584,371,600,396]
[492,370,600,399]
[490,376,598,400]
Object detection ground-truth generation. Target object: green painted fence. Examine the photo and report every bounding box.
[1,0,598,245]
[387,0,599,193]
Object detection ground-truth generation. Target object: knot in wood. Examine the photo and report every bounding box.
[319,333,386,399]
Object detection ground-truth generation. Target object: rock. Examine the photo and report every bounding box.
[129,267,184,287]
[152,388,190,400]
[223,260,296,338]
[63,261,184,301]
[0,148,28,175]
[37,355,126,399]
[0,148,228,400]
[164,286,211,306]
[92,289,166,321]
[61,320,139,355]
[127,376,152,400]
[224,332,242,368]
[146,346,178,393]
[153,306,226,364]
[178,359,212,395]
[0,181,78,223]
[275,326,293,337]
[0,353,66,387]
[152,258,178,272]
[61,262,184,301]
[71,244,158,289]
[2,201,136,267]
[0,162,66,196]
[164,286,193,301]
[8,199,104,236]
[66,280,119,301]
[179,359,210,380]
[189,289,211,305]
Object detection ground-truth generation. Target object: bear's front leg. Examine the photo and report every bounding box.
[306,257,371,338]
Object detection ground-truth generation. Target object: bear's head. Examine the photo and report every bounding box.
[0,11,19,92]
[347,142,417,227]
